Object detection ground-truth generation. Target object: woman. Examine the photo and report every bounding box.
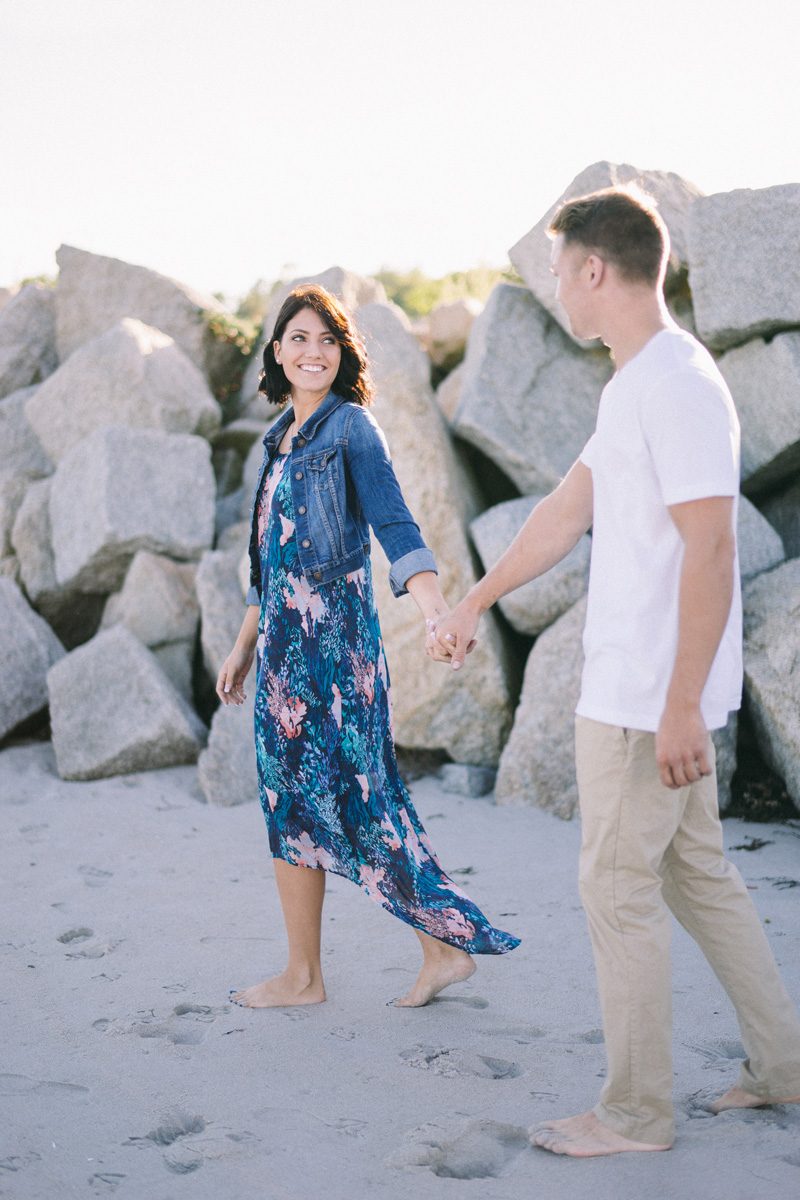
[217,284,519,1009]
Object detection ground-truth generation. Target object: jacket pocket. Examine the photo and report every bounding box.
[306,449,346,557]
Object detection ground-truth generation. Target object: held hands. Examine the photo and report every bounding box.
[425,601,480,669]
[655,700,712,789]
[216,644,254,706]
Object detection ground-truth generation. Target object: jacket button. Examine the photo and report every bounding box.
[295,471,303,480]
[313,571,322,581]
[298,505,306,515]
[297,437,306,447]
[302,539,311,548]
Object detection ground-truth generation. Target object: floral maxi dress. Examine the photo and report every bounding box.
[253,452,519,955]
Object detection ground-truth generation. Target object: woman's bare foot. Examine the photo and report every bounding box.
[530,1111,672,1157]
[230,969,326,1008]
[709,1085,800,1114]
[390,946,475,1008]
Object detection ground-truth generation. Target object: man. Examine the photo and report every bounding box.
[431,188,800,1156]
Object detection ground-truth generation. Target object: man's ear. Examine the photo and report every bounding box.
[585,254,606,289]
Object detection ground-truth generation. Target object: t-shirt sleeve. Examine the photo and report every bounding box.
[640,371,740,507]
[579,433,597,470]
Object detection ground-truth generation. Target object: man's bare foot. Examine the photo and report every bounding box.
[530,1111,672,1157]
[390,947,475,1008]
[230,970,326,1008]
[709,1085,800,1114]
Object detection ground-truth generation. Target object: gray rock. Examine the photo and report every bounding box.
[356,302,513,768]
[0,285,18,311]
[742,558,800,809]
[240,267,387,406]
[0,386,53,479]
[197,666,258,806]
[453,284,612,494]
[151,639,194,702]
[55,244,224,371]
[509,162,703,343]
[0,578,65,738]
[49,426,215,593]
[195,549,247,679]
[759,477,800,559]
[216,519,250,555]
[438,763,496,798]
[494,597,586,819]
[0,387,53,556]
[216,489,245,539]
[10,478,106,649]
[719,332,800,494]
[47,625,206,781]
[435,362,464,423]
[0,283,58,398]
[470,496,591,635]
[100,551,198,647]
[713,711,738,814]
[737,495,785,581]
[0,553,20,584]
[26,318,221,463]
[212,418,269,455]
[10,478,57,604]
[689,184,800,350]
[425,298,483,367]
[0,472,30,557]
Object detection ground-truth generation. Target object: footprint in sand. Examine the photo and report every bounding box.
[97,1004,230,1046]
[480,1025,547,1044]
[58,929,123,960]
[429,995,489,1009]
[57,928,94,944]
[0,1073,88,1096]
[79,865,114,888]
[683,1037,745,1068]
[400,1045,522,1079]
[0,1150,43,1174]
[88,1172,127,1192]
[386,1118,530,1178]
[124,1114,260,1175]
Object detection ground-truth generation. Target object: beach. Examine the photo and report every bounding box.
[2,739,800,1199]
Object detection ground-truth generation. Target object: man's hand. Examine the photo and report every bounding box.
[431,602,480,669]
[655,700,712,789]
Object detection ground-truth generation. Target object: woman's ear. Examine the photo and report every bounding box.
[273,341,281,364]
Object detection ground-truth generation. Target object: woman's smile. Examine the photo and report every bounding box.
[274,306,342,397]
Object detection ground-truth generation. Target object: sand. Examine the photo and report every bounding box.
[2,739,800,1200]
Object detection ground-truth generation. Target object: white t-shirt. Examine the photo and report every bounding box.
[577,326,742,732]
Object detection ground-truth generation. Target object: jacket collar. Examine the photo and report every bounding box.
[263,391,346,449]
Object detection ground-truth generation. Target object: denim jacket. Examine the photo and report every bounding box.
[246,391,437,605]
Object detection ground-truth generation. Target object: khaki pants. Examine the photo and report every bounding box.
[575,716,800,1146]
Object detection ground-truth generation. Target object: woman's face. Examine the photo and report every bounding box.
[274,307,341,398]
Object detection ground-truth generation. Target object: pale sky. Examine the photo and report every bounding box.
[2,0,798,301]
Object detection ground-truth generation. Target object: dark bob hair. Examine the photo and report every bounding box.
[258,283,374,407]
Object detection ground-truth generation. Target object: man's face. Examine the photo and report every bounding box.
[550,234,594,338]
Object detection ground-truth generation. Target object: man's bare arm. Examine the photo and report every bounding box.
[656,495,736,789]
[433,459,594,668]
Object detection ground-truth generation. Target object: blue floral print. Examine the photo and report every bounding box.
[253,452,520,956]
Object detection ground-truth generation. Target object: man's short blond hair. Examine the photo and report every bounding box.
[548,187,669,286]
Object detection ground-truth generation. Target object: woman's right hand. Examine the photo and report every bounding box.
[216,645,255,706]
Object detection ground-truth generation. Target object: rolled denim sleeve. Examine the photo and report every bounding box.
[388,547,438,597]
[245,585,260,606]
[347,407,438,598]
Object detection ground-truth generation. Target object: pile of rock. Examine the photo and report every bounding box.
[0,248,249,783]
[2,163,799,823]
[455,162,799,818]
